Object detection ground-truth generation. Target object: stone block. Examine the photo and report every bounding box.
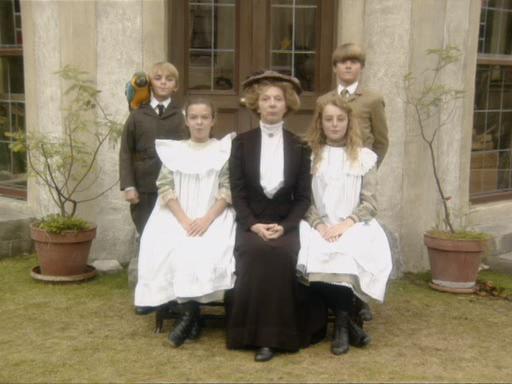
[474,222,512,256]
[497,232,512,255]
[0,219,32,241]
[0,238,33,259]
[128,256,138,288]
[381,224,403,279]
[10,239,33,256]
[487,252,512,275]
[476,224,512,275]
[91,259,123,275]
[0,240,12,259]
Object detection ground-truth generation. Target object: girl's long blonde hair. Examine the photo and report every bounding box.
[307,95,362,174]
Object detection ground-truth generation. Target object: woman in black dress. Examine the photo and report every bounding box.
[226,70,324,362]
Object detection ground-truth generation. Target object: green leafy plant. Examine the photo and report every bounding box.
[36,214,90,234]
[403,46,486,239]
[7,65,123,233]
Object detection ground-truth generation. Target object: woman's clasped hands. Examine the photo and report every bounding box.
[250,223,284,241]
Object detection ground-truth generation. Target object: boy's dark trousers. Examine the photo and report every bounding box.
[130,192,158,235]
[119,102,187,235]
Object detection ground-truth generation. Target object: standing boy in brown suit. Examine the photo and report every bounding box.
[317,43,389,323]
[119,62,187,236]
[317,43,388,166]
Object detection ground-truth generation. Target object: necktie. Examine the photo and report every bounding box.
[340,89,350,100]
[157,104,164,117]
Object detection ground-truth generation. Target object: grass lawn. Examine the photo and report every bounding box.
[1,255,512,383]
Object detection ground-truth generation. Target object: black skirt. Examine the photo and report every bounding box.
[225,227,326,351]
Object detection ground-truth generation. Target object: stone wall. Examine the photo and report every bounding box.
[17,0,494,272]
[20,0,168,265]
[336,0,481,271]
[0,197,33,259]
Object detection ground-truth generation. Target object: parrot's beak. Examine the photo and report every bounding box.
[135,77,148,87]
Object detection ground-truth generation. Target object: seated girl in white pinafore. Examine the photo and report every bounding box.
[135,98,236,347]
[298,94,392,356]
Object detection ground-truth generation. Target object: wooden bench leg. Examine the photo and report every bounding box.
[154,302,181,333]
[154,310,164,333]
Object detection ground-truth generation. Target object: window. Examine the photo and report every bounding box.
[270,0,317,92]
[470,0,512,201]
[188,0,236,91]
[172,0,335,136]
[182,0,331,94]
[0,0,26,199]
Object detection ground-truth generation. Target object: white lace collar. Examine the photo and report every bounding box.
[316,146,377,176]
[260,121,284,138]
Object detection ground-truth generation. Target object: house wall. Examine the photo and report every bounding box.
[20,0,168,265]
[18,0,495,271]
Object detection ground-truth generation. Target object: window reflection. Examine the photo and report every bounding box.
[479,1,512,55]
[188,1,235,91]
[471,64,512,196]
[0,0,26,197]
[0,1,15,45]
[270,0,317,92]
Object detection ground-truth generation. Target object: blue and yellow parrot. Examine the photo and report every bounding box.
[125,71,150,111]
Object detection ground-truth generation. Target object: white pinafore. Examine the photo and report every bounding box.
[135,134,236,306]
[298,146,392,302]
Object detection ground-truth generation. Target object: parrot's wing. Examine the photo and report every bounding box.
[125,81,135,103]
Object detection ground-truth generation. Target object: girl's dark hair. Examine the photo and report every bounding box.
[183,97,217,120]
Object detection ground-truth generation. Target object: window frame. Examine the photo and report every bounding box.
[0,0,26,200]
[170,0,336,104]
[470,1,512,203]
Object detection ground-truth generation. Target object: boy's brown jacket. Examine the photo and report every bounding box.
[119,102,187,193]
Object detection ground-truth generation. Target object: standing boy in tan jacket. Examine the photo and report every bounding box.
[317,43,389,166]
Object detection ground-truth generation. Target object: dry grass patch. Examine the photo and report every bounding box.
[1,255,512,383]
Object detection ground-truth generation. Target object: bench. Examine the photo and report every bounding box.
[153,298,366,333]
[154,301,225,333]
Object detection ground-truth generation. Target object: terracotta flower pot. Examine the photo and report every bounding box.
[30,224,97,276]
[424,232,488,293]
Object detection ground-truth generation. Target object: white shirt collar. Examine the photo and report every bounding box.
[337,81,359,96]
[259,121,284,198]
[260,120,284,138]
[150,95,171,110]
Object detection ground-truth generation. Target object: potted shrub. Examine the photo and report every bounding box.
[404,46,491,293]
[8,65,122,280]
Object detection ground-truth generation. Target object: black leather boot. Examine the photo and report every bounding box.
[357,298,373,321]
[167,302,199,347]
[348,319,371,347]
[134,305,158,315]
[331,310,350,355]
[187,317,202,341]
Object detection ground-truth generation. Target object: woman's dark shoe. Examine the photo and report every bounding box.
[331,311,350,355]
[348,319,371,347]
[254,347,274,362]
[167,302,199,347]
